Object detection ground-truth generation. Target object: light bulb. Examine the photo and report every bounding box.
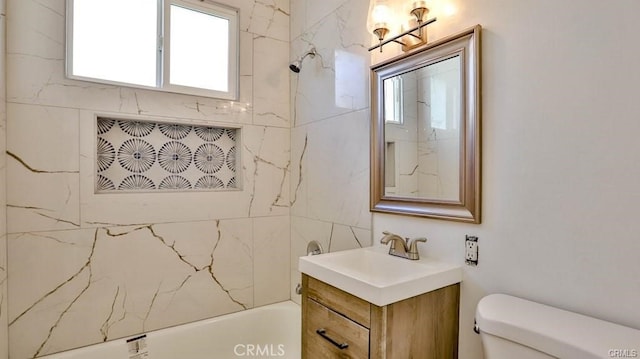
[371,4,391,29]
[412,1,427,10]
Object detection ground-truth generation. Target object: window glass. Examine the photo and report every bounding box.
[71,0,158,87]
[170,5,229,92]
[384,77,404,125]
[67,0,238,99]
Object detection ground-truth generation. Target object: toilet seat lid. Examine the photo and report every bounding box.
[475,294,640,359]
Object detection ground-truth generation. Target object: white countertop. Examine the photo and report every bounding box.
[298,246,462,306]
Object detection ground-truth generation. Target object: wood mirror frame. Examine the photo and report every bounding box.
[370,25,481,223]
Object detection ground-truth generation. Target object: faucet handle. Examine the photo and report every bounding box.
[380,231,400,244]
[381,231,408,240]
[408,237,427,253]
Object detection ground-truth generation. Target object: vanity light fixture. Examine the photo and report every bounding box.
[368,0,437,53]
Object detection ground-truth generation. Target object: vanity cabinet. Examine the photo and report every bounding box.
[301,274,460,358]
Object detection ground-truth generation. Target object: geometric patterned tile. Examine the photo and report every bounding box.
[97,117,238,193]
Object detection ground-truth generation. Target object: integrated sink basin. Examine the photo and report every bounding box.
[298,246,462,306]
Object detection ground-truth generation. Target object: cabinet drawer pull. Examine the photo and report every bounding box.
[316,328,349,350]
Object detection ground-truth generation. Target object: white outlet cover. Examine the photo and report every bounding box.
[465,238,478,263]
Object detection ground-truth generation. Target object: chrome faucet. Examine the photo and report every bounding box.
[380,231,427,260]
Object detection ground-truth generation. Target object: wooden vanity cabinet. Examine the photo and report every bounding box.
[301,274,460,359]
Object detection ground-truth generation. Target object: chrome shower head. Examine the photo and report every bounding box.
[289,47,317,73]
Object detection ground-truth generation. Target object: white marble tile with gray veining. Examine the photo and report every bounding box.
[291,0,370,127]
[243,126,291,218]
[6,103,79,232]
[6,103,81,232]
[292,110,370,228]
[5,1,292,359]
[289,126,309,217]
[289,216,371,301]
[8,220,254,358]
[253,216,290,306]
[290,0,351,41]
[242,0,290,42]
[254,37,290,128]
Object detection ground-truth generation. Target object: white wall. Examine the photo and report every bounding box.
[5,0,290,357]
[373,0,640,358]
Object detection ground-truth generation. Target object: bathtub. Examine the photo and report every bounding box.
[40,301,301,359]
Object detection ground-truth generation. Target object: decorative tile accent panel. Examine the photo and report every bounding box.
[96,117,238,193]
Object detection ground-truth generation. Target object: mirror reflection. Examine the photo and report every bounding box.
[383,56,461,201]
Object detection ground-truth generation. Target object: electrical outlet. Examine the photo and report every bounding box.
[465,235,478,266]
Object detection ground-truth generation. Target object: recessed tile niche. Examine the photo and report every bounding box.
[96,117,239,193]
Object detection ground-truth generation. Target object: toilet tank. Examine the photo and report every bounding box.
[475,294,640,359]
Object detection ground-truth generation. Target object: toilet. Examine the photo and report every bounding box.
[475,294,640,359]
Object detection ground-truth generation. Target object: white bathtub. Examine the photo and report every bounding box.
[40,301,301,359]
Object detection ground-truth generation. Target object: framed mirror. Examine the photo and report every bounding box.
[370,25,481,223]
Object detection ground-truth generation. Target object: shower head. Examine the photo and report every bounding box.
[289,47,317,73]
[289,62,301,73]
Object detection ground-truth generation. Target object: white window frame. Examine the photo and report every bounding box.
[65,0,239,100]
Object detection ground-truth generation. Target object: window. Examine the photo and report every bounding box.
[383,76,404,125]
[66,0,238,100]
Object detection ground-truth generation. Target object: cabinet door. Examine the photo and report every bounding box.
[305,275,370,328]
[303,299,369,358]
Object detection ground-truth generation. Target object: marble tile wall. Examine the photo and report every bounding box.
[415,61,461,200]
[289,0,373,302]
[1,0,8,358]
[384,72,420,197]
[5,0,290,357]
